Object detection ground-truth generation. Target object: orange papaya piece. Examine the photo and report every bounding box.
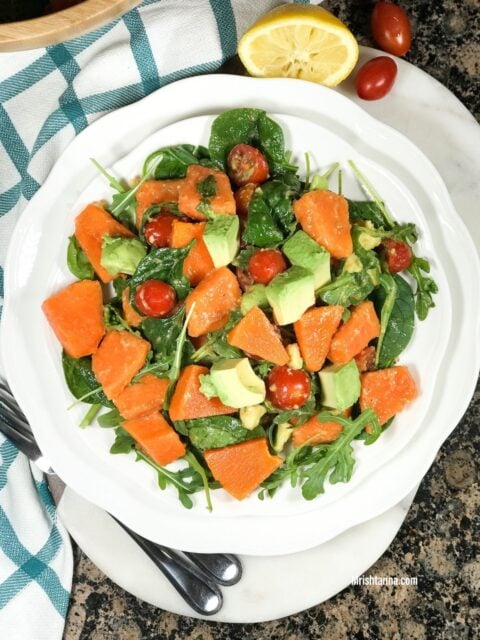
[292,409,352,448]
[227,306,288,365]
[42,280,105,358]
[113,374,169,420]
[293,190,352,259]
[178,165,235,221]
[74,203,134,283]
[359,366,418,425]
[92,331,150,399]
[204,438,282,500]
[121,287,145,327]
[328,301,380,364]
[169,365,236,422]
[185,267,241,337]
[170,220,214,286]
[294,305,344,372]
[122,412,185,466]
[135,179,183,228]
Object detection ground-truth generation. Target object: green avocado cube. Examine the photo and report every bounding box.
[210,358,266,408]
[266,266,315,326]
[283,231,331,289]
[203,215,239,267]
[100,236,146,276]
[319,360,360,411]
[240,284,269,315]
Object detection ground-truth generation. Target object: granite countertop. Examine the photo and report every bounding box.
[64,1,480,638]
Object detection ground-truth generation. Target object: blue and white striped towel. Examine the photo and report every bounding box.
[0,0,310,636]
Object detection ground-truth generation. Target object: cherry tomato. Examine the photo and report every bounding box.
[134,280,177,317]
[356,56,397,100]
[267,366,311,410]
[383,239,413,272]
[371,2,412,57]
[227,144,269,187]
[143,213,175,248]
[234,183,257,217]
[248,249,287,285]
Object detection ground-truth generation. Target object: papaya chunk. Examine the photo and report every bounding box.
[227,306,288,365]
[171,220,214,286]
[122,412,186,466]
[294,305,344,372]
[135,179,183,228]
[42,280,105,358]
[293,190,352,259]
[113,374,169,420]
[178,165,236,221]
[186,267,241,337]
[122,287,145,327]
[328,301,380,364]
[92,331,150,399]
[169,365,236,422]
[75,203,134,283]
[359,366,418,425]
[204,438,282,500]
[292,409,351,447]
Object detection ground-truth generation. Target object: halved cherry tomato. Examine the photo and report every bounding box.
[383,239,413,272]
[227,144,269,187]
[356,56,397,100]
[248,249,287,285]
[134,280,176,317]
[372,2,412,57]
[144,213,175,248]
[234,183,257,217]
[267,366,311,410]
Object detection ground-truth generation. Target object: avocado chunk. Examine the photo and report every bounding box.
[273,422,294,452]
[210,358,266,408]
[240,284,269,315]
[203,215,239,268]
[100,236,146,276]
[319,360,360,411]
[266,266,315,326]
[283,231,331,289]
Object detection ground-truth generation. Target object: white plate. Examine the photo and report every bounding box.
[3,72,480,555]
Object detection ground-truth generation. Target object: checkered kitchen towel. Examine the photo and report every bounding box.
[0,0,311,636]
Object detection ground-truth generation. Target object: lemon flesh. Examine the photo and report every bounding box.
[238,5,359,88]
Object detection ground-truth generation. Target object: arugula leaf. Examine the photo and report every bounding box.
[103,303,135,334]
[110,426,135,454]
[67,236,94,280]
[232,246,256,270]
[408,256,438,320]
[62,351,113,407]
[129,245,191,303]
[348,161,395,228]
[242,192,284,247]
[175,415,265,451]
[79,403,101,428]
[318,269,375,307]
[196,174,217,198]
[348,200,387,228]
[373,274,415,367]
[190,310,243,363]
[142,144,199,179]
[140,306,186,363]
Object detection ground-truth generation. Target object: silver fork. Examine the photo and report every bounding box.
[0,378,242,616]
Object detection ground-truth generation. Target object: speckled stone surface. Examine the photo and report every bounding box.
[64,1,480,638]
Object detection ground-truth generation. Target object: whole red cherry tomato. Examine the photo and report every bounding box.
[134,280,177,317]
[371,2,412,57]
[234,183,257,217]
[248,249,287,285]
[144,213,175,248]
[383,239,413,272]
[267,366,311,410]
[227,144,269,187]
[356,56,398,100]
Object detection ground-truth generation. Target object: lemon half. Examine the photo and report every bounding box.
[238,4,359,88]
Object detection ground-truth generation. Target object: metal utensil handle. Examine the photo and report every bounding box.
[184,552,242,586]
[114,519,223,616]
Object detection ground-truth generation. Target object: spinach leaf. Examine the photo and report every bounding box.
[348,200,387,228]
[140,307,186,364]
[190,310,243,363]
[62,351,113,407]
[408,256,438,320]
[110,427,135,454]
[112,276,129,299]
[196,174,217,198]
[373,274,415,368]
[209,108,288,175]
[142,144,199,179]
[67,236,94,280]
[242,192,284,247]
[261,179,298,235]
[318,269,375,307]
[129,245,191,303]
[175,415,265,451]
